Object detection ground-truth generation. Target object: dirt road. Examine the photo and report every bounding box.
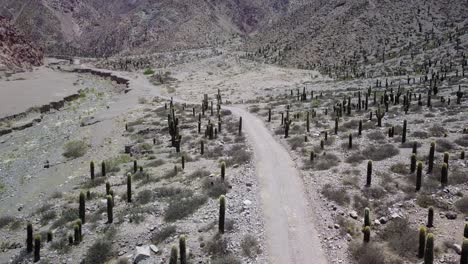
[81,66,328,263]
[228,107,328,264]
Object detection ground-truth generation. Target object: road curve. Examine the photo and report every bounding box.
[228,106,328,264]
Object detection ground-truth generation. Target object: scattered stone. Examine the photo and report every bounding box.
[446,212,457,220]
[349,211,358,219]
[379,217,388,224]
[134,246,151,263]
[149,245,159,254]
[454,244,462,255]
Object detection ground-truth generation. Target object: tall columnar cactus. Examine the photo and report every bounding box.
[464,223,468,238]
[101,161,106,177]
[76,219,82,240]
[27,222,33,253]
[412,142,418,154]
[68,234,73,245]
[320,139,324,150]
[364,208,371,227]
[219,195,226,234]
[106,182,111,195]
[366,160,372,186]
[268,109,271,122]
[127,174,132,203]
[441,163,448,186]
[79,191,85,224]
[443,152,449,169]
[375,106,385,127]
[47,231,53,242]
[428,142,435,173]
[462,238,468,264]
[133,160,138,173]
[358,120,362,136]
[90,161,95,180]
[74,224,81,244]
[200,141,204,155]
[334,118,338,134]
[402,120,407,143]
[33,234,41,262]
[363,226,371,243]
[179,235,187,264]
[238,117,242,135]
[416,161,423,191]
[348,133,353,149]
[107,195,113,223]
[424,233,434,264]
[181,155,185,169]
[427,207,434,228]
[169,245,178,264]
[220,162,226,180]
[411,154,417,173]
[462,150,465,160]
[306,111,310,132]
[418,226,427,258]
[310,151,315,162]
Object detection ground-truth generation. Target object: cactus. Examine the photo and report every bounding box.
[427,207,434,228]
[238,117,242,135]
[33,234,41,262]
[320,139,324,150]
[424,233,434,264]
[127,174,132,203]
[220,162,226,180]
[428,142,435,173]
[462,150,465,160]
[411,154,417,173]
[306,111,310,132]
[268,109,271,122]
[101,161,106,177]
[364,208,371,227]
[47,230,53,242]
[444,152,449,169]
[27,222,33,253]
[86,190,91,200]
[412,142,418,154]
[74,224,81,244]
[79,191,85,224]
[133,160,138,173]
[418,226,427,258]
[169,245,178,264]
[285,120,291,138]
[310,151,315,162]
[402,120,407,143]
[179,235,187,264]
[363,226,371,243]
[68,234,73,245]
[76,219,82,239]
[219,195,226,234]
[181,155,185,169]
[441,163,448,186]
[90,161,95,180]
[324,131,328,141]
[464,223,468,238]
[106,182,111,195]
[366,160,372,186]
[462,238,468,264]
[375,106,385,127]
[200,141,204,155]
[348,133,353,149]
[334,118,338,134]
[107,195,113,223]
[358,120,362,136]
[416,161,423,191]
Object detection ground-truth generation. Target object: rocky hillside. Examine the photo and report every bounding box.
[0,16,43,70]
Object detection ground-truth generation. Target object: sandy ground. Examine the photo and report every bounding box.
[0,63,82,118]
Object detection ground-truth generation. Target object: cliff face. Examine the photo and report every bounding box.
[0,16,43,70]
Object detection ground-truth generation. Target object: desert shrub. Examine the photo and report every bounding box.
[315,153,340,170]
[381,217,418,257]
[226,145,251,166]
[343,119,360,129]
[363,144,399,161]
[189,169,211,179]
[50,191,63,199]
[435,139,455,152]
[412,131,429,138]
[451,168,468,185]
[206,233,228,256]
[430,125,447,137]
[0,215,15,229]
[455,196,468,214]
[154,187,191,198]
[84,239,114,264]
[40,210,57,225]
[51,237,71,254]
[143,69,155,75]
[146,159,166,167]
[321,184,350,206]
[63,140,88,159]
[353,194,371,213]
[51,207,79,228]
[164,195,208,222]
[105,154,132,173]
[151,225,176,245]
[342,175,360,188]
[249,105,260,113]
[136,189,153,205]
[349,242,387,264]
[241,234,261,258]
[367,131,385,141]
[206,145,224,159]
[211,255,241,264]
[287,136,303,150]
[345,152,366,164]
[202,178,229,198]
[363,186,386,199]
[455,135,468,147]
[81,177,105,188]
[390,163,409,174]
